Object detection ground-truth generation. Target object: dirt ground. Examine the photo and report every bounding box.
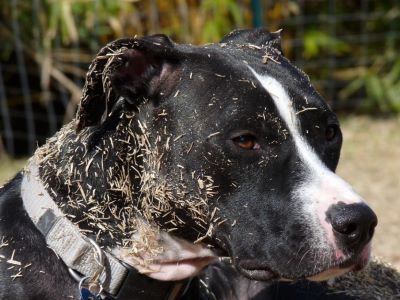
[337,115,400,270]
[0,115,399,269]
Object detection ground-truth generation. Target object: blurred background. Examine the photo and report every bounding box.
[0,0,399,269]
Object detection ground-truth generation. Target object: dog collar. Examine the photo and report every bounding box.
[21,161,187,299]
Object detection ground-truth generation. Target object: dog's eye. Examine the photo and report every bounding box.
[326,124,339,142]
[232,134,260,150]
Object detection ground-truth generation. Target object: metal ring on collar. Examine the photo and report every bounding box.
[87,238,106,274]
[68,237,106,292]
[69,267,85,282]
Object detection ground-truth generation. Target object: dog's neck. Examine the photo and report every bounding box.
[34,114,175,247]
[30,117,218,282]
[35,113,214,244]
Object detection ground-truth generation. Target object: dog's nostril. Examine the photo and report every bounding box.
[340,222,358,235]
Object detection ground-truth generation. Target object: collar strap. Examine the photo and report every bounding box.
[21,162,185,299]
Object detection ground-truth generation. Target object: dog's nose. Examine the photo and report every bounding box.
[327,203,377,250]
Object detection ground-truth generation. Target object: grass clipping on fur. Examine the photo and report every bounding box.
[32,38,219,257]
[328,260,400,299]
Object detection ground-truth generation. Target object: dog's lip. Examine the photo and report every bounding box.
[237,266,279,281]
[305,255,369,281]
[237,258,359,282]
[236,262,279,281]
[301,246,371,281]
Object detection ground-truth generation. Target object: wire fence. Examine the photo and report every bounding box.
[1,0,399,157]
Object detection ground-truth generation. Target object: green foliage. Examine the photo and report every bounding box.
[291,3,400,114]
[340,56,400,113]
[0,0,399,114]
[304,30,350,58]
[201,0,243,42]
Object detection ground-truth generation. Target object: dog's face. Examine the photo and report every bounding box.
[72,29,377,281]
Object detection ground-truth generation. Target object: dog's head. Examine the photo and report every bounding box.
[51,28,377,282]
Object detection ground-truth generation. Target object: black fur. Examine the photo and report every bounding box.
[0,28,376,299]
[0,175,77,299]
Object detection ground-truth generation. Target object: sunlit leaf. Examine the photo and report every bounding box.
[304,30,350,58]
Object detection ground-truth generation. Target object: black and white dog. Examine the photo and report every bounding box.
[0,28,377,299]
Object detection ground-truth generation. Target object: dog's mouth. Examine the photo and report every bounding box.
[236,244,371,282]
[237,257,366,282]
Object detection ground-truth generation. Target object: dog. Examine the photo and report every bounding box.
[0,28,377,299]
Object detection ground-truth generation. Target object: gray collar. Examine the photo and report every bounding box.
[21,161,129,296]
[21,161,187,299]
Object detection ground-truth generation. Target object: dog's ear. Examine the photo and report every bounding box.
[76,34,181,132]
[221,28,283,54]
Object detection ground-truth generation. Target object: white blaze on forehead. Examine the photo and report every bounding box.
[249,66,364,252]
[248,66,361,196]
[248,67,327,176]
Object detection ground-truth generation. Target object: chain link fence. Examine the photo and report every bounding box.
[1,0,399,157]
